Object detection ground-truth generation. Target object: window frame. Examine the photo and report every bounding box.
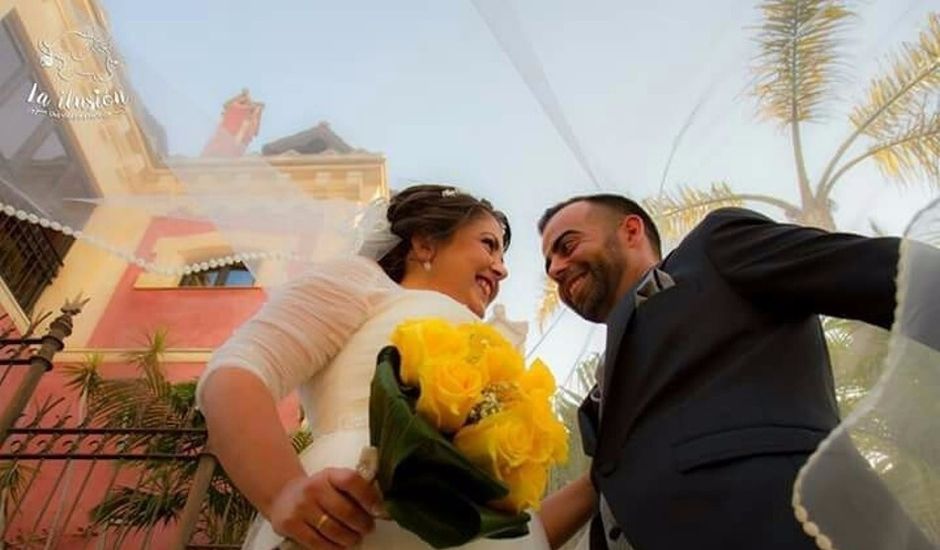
[178,261,255,288]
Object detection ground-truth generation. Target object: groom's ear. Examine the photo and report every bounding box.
[618,214,646,248]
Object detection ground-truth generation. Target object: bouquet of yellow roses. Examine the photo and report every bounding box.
[368,318,568,548]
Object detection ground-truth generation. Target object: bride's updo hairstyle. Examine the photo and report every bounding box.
[378,184,511,283]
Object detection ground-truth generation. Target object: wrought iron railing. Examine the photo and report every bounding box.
[0,303,251,549]
[0,416,238,549]
[0,215,71,315]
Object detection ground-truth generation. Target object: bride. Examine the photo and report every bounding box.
[196,184,595,549]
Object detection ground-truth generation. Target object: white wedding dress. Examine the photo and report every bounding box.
[196,256,549,550]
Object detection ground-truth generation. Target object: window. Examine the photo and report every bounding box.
[0,214,69,313]
[0,19,21,84]
[0,79,42,158]
[179,262,255,287]
[0,15,94,313]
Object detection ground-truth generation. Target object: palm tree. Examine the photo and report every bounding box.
[537,1,939,350]
[0,460,34,542]
[59,332,215,546]
[60,330,310,548]
[645,2,939,241]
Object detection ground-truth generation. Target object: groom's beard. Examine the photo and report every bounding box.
[561,245,625,323]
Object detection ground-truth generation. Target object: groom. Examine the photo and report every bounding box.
[538,195,931,549]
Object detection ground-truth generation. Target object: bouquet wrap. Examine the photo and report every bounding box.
[369,345,531,548]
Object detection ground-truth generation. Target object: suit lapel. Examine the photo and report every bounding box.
[601,290,636,408]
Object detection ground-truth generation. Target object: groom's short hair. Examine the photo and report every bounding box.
[538,194,662,258]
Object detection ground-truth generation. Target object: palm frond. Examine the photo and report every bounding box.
[83,378,176,429]
[850,13,940,141]
[62,353,104,397]
[0,460,35,512]
[548,395,590,493]
[752,0,853,124]
[642,182,746,243]
[124,329,171,400]
[91,471,188,529]
[822,316,855,348]
[83,379,150,423]
[201,478,254,544]
[168,381,200,423]
[817,13,940,191]
[536,277,560,333]
[564,352,601,400]
[824,318,891,415]
[867,109,940,184]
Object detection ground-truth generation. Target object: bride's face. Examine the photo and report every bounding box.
[428,213,508,317]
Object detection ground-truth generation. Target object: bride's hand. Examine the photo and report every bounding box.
[268,467,384,549]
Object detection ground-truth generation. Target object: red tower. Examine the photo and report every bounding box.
[200,88,265,157]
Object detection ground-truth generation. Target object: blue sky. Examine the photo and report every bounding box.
[100,0,938,382]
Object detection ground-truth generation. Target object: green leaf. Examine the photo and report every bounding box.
[386,477,529,548]
[369,346,530,548]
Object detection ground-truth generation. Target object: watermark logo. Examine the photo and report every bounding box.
[26,28,128,120]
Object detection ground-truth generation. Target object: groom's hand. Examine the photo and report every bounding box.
[269,467,383,549]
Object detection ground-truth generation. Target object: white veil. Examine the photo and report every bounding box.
[0,1,938,549]
[792,199,940,549]
[0,3,400,295]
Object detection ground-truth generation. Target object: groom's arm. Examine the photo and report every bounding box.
[540,473,596,549]
[702,208,901,329]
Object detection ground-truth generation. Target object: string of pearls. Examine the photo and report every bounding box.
[791,436,836,550]
[0,202,304,276]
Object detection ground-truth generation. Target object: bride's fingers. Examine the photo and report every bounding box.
[278,517,339,550]
[326,468,384,518]
[317,482,375,535]
[309,508,363,548]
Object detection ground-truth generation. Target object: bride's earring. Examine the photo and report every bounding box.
[422,260,432,272]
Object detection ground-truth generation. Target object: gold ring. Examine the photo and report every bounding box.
[315,513,330,531]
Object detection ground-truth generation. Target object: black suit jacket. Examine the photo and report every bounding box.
[580,208,932,549]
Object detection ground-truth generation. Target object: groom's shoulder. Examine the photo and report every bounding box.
[700,207,772,228]
[679,207,771,247]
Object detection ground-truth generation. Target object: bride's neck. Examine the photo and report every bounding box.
[399,272,437,293]
[398,275,482,318]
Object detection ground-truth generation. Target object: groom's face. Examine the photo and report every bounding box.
[541,202,628,322]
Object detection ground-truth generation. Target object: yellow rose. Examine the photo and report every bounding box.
[526,398,569,465]
[454,407,537,475]
[460,322,513,350]
[452,415,500,478]
[415,357,486,433]
[490,462,549,514]
[480,345,525,386]
[512,360,568,464]
[518,359,556,400]
[391,319,467,385]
